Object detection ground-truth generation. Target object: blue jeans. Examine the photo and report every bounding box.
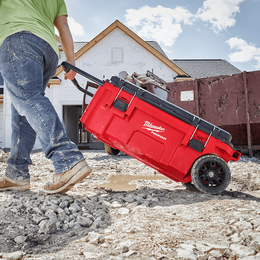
[0,31,84,180]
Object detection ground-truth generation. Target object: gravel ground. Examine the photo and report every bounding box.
[0,149,260,260]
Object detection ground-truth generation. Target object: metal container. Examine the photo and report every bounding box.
[167,70,260,156]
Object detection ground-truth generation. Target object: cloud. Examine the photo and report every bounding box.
[124,1,244,47]
[124,5,193,46]
[226,37,260,69]
[197,0,245,33]
[67,17,85,37]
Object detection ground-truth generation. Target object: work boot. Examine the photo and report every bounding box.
[43,160,92,194]
[0,175,30,191]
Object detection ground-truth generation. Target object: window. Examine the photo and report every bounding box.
[111,48,123,63]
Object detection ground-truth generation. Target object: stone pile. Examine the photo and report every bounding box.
[0,150,260,259]
[0,191,111,254]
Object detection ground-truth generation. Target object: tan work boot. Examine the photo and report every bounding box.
[43,160,92,194]
[0,175,30,191]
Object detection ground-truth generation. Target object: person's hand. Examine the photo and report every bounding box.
[64,60,77,80]
[64,70,76,80]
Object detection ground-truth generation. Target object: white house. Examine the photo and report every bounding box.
[1,20,188,150]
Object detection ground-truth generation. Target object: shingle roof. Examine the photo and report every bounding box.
[171,59,242,80]
[74,42,88,53]
[146,41,168,58]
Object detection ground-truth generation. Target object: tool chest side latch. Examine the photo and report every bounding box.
[113,83,136,112]
[189,125,213,152]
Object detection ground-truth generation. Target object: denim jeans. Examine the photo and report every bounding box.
[0,31,84,180]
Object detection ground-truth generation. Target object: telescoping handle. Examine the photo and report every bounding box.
[61,62,104,97]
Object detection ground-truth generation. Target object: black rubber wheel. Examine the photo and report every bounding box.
[105,144,120,155]
[191,155,231,194]
[182,182,197,191]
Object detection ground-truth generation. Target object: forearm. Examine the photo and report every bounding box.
[54,15,75,65]
[59,24,75,64]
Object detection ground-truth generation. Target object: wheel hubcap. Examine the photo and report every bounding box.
[208,171,215,178]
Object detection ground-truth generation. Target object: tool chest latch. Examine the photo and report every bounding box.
[113,84,136,112]
[189,125,213,152]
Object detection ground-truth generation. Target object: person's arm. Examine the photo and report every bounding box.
[54,15,76,80]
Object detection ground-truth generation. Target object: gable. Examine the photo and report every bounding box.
[55,20,188,77]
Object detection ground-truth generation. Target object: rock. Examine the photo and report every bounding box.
[38,219,57,234]
[56,207,65,214]
[88,232,105,245]
[33,207,43,215]
[196,243,212,253]
[122,245,129,253]
[124,250,138,257]
[238,256,260,260]
[250,235,260,251]
[83,252,105,259]
[77,216,93,227]
[111,201,122,208]
[69,203,81,213]
[58,211,67,222]
[2,251,23,260]
[64,207,71,215]
[14,235,27,244]
[59,200,69,208]
[72,224,82,230]
[223,248,236,260]
[235,221,253,231]
[230,244,255,257]
[176,244,197,260]
[45,203,58,212]
[208,250,223,259]
[32,215,48,224]
[230,233,243,243]
[123,196,135,203]
[45,209,57,219]
[203,243,229,253]
[118,208,130,215]
[50,199,59,205]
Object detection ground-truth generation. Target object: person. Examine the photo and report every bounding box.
[0,0,92,193]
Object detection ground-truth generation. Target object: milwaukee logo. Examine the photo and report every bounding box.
[142,121,165,132]
[142,121,167,140]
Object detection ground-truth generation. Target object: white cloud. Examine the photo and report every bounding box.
[197,0,245,33]
[67,17,85,37]
[227,37,260,69]
[124,5,193,46]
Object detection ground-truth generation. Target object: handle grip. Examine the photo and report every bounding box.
[61,62,101,97]
[61,62,104,86]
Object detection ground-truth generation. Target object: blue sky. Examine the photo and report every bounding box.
[64,0,260,72]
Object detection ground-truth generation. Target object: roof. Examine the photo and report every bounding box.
[55,20,188,77]
[146,41,168,58]
[171,59,242,80]
[74,42,88,53]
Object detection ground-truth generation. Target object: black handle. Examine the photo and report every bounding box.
[61,62,104,86]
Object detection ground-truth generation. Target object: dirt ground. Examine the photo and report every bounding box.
[0,150,260,260]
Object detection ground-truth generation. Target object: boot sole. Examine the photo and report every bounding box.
[43,165,92,194]
[0,184,30,191]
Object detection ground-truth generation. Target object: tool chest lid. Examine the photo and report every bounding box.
[110,76,232,146]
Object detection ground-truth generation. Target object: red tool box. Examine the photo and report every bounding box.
[62,62,241,194]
